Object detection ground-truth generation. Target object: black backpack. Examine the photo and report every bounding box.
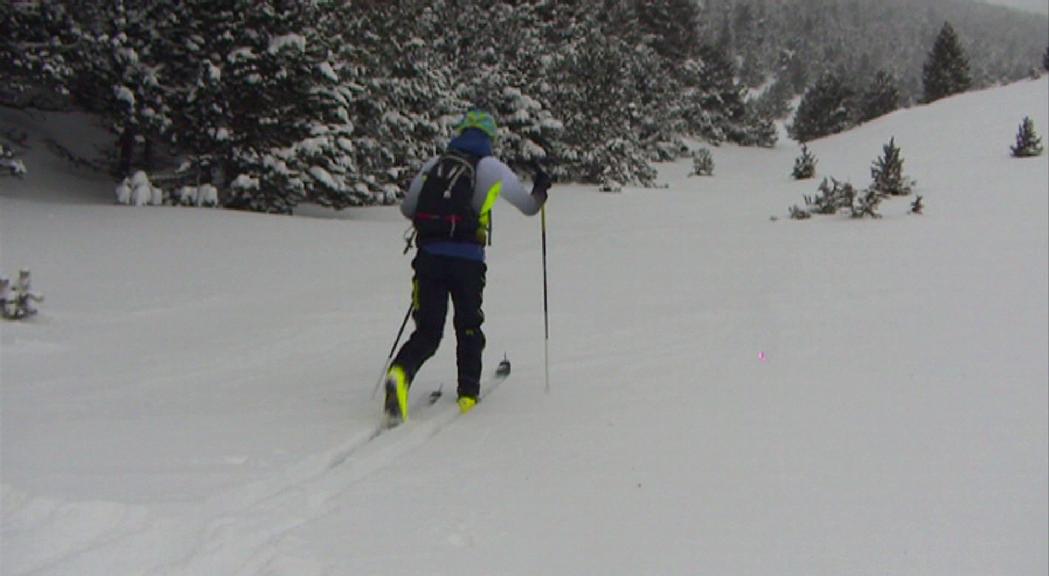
[413,151,483,245]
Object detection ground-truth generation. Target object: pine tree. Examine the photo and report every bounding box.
[792,145,817,179]
[850,187,883,219]
[1043,45,1049,73]
[166,0,367,213]
[788,72,856,142]
[37,1,180,176]
[0,1,81,108]
[1010,116,1044,158]
[857,70,901,123]
[542,9,657,187]
[750,77,794,121]
[634,0,701,63]
[922,22,971,104]
[345,1,464,201]
[870,138,914,196]
[803,177,856,215]
[697,44,748,142]
[440,1,561,173]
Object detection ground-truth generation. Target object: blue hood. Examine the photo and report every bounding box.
[448,128,493,158]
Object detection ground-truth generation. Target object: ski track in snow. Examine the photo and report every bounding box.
[164,377,511,575]
[6,376,507,576]
[8,396,460,575]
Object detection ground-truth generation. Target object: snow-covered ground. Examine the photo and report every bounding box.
[2,79,1046,575]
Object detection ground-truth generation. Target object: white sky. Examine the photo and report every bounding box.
[978,0,1049,14]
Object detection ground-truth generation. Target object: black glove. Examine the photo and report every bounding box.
[531,168,551,204]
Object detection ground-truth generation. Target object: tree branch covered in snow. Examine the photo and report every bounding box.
[4,0,1043,213]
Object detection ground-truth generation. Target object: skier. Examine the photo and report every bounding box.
[385,110,550,422]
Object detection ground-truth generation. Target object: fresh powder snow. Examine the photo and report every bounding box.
[1,79,1047,575]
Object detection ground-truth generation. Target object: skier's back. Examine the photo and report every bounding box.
[384,110,550,422]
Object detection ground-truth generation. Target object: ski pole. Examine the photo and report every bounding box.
[541,204,550,393]
[371,301,413,399]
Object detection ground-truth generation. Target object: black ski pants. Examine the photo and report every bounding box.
[392,250,486,398]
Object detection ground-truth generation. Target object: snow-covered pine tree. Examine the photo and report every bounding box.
[870,138,914,196]
[922,21,971,104]
[337,1,466,202]
[691,44,748,145]
[167,0,365,213]
[792,145,817,180]
[56,1,178,176]
[857,70,901,123]
[439,1,562,173]
[0,1,82,108]
[788,72,856,142]
[634,0,749,154]
[749,77,794,121]
[162,0,238,197]
[635,0,702,64]
[1010,116,1044,158]
[542,8,657,188]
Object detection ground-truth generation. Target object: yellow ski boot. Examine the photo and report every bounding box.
[457,396,477,414]
[384,366,410,424]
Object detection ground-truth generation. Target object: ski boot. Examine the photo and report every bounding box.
[384,365,410,424]
[457,396,478,414]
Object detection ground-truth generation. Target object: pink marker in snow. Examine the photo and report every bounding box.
[758,351,767,362]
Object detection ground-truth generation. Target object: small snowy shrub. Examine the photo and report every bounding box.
[690,148,714,176]
[792,145,817,180]
[0,276,10,318]
[1,144,26,178]
[197,184,219,207]
[850,187,883,219]
[869,138,914,196]
[119,171,164,206]
[788,205,812,220]
[1010,116,1043,158]
[115,180,131,204]
[804,177,857,215]
[792,177,882,220]
[1,270,44,320]
[911,195,924,214]
[172,185,218,207]
[174,186,198,206]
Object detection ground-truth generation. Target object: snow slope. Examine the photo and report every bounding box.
[2,78,1047,575]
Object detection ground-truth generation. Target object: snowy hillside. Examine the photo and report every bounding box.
[2,78,1047,575]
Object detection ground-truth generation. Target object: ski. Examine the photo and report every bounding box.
[383,354,511,428]
[424,354,511,406]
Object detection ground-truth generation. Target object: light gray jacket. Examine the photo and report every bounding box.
[401,155,544,221]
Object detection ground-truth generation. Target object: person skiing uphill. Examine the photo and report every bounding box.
[385,110,550,422]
